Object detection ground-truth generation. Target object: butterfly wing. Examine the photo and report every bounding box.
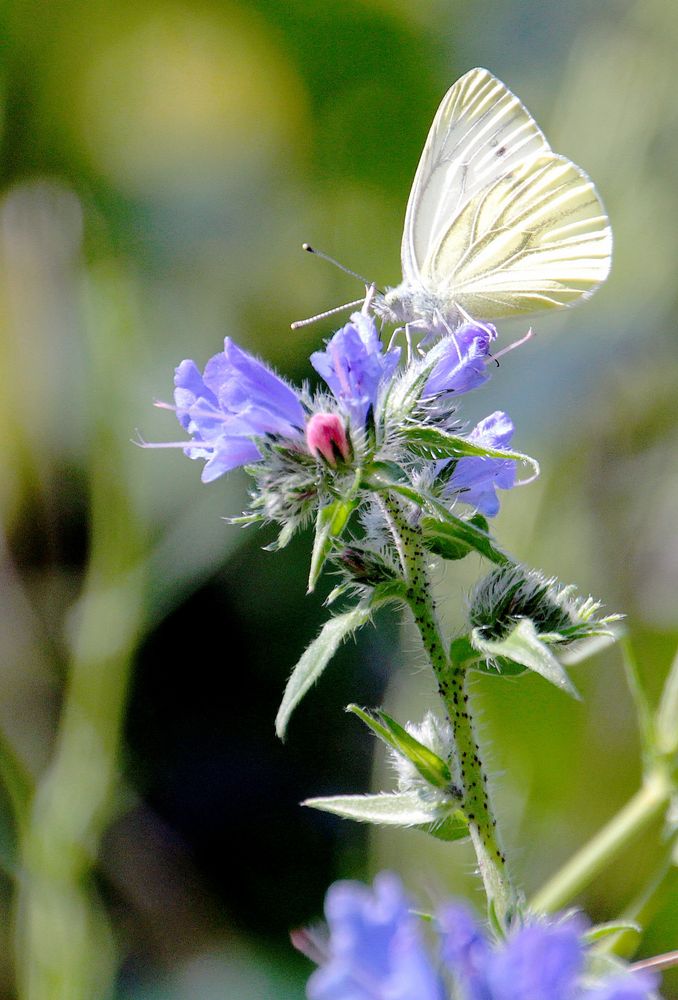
[401,67,550,284]
[401,67,612,321]
[428,153,613,318]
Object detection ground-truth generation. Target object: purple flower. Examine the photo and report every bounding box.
[424,323,497,397]
[437,906,658,1000]
[438,903,491,1000]
[302,877,659,1000]
[446,411,516,517]
[305,873,443,1000]
[171,338,305,482]
[310,313,401,429]
[485,920,585,1000]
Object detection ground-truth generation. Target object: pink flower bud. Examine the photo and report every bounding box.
[306,412,351,466]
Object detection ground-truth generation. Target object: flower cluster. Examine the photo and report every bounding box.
[297,873,657,1000]
[145,310,522,536]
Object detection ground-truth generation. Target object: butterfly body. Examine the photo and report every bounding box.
[375,284,453,333]
[373,68,612,336]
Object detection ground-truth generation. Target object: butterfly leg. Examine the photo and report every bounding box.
[404,323,416,365]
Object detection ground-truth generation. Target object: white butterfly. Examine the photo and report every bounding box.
[373,67,612,337]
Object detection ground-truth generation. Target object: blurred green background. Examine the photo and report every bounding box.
[1,0,677,996]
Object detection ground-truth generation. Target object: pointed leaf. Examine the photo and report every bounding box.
[308,498,356,593]
[276,605,372,740]
[347,705,452,789]
[400,426,540,483]
[304,791,468,842]
[471,619,579,697]
[421,514,509,566]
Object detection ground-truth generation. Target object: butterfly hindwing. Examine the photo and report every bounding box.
[427,152,613,318]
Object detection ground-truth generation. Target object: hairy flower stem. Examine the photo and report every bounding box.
[380,493,516,925]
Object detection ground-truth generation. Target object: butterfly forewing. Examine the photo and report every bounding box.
[428,153,612,319]
[402,67,550,282]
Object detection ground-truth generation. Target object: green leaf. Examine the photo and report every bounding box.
[275,605,372,740]
[471,618,579,697]
[347,705,452,789]
[401,426,539,476]
[307,497,356,593]
[656,645,678,757]
[303,791,468,842]
[421,514,509,566]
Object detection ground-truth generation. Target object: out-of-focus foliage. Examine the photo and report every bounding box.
[0,0,676,997]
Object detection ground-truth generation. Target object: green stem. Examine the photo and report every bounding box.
[530,765,672,914]
[381,494,516,924]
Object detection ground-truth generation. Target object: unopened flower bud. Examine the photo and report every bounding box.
[468,564,618,644]
[306,412,351,466]
[337,546,397,586]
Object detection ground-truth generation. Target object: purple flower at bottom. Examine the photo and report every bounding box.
[423,323,497,397]
[306,873,444,1000]
[446,411,516,517]
[301,877,659,1000]
[171,338,305,482]
[437,905,658,1000]
[438,903,491,1000]
[485,919,585,1000]
[310,313,401,429]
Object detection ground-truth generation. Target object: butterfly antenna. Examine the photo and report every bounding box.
[302,243,375,287]
[290,298,365,330]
